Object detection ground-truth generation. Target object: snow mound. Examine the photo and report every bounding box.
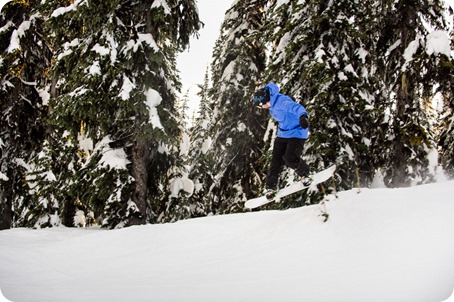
[0,181,453,302]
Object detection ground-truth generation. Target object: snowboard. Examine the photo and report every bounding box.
[245,164,337,209]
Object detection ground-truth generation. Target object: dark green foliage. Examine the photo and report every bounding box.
[375,0,449,186]
[1,0,201,228]
[264,0,382,200]
[41,0,201,228]
[0,0,51,229]
[191,0,269,214]
[437,56,454,178]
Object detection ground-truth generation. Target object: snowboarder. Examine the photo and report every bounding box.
[252,82,311,200]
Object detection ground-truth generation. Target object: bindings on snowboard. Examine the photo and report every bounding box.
[265,189,277,201]
[301,175,313,187]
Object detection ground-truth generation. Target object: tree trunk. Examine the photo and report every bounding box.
[129,140,150,225]
[389,1,417,187]
[0,195,12,230]
[390,72,412,187]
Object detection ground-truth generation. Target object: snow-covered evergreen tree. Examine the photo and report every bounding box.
[376,0,450,186]
[155,88,196,223]
[265,0,383,194]
[14,0,201,228]
[199,0,269,214]
[187,68,215,216]
[436,42,454,177]
[428,6,453,178]
[0,0,51,229]
[438,91,454,177]
[2,0,452,228]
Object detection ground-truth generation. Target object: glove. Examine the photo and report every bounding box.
[299,115,309,129]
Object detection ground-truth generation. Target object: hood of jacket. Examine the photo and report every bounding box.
[265,82,280,107]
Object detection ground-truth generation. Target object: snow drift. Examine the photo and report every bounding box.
[0,180,453,302]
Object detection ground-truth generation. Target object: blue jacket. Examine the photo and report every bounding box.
[266,82,309,139]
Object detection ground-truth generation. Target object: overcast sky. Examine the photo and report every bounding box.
[176,0,233,115]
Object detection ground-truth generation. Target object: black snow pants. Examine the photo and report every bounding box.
[265,137,309,190]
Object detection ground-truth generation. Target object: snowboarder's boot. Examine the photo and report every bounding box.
[265,189,277,201]
[301,175,313,187]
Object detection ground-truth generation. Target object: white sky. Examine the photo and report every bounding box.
[447,0,454,9]
[0,0,12,12]
[176,0,233,116]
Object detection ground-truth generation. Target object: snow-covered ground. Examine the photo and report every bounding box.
[1,180,453,302]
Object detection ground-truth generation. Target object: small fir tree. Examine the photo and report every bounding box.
[199,0,269,214]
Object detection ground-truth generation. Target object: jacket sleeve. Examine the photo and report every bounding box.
[282,97,308,117]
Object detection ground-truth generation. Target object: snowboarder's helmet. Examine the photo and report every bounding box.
[252,88,270,107]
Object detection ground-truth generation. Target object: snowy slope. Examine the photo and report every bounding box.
[0,181,453,302]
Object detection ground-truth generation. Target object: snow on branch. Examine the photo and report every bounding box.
[425,30,451,57]
[50,0,87,18]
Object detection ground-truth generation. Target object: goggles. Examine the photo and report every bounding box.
[252,89,269,108]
